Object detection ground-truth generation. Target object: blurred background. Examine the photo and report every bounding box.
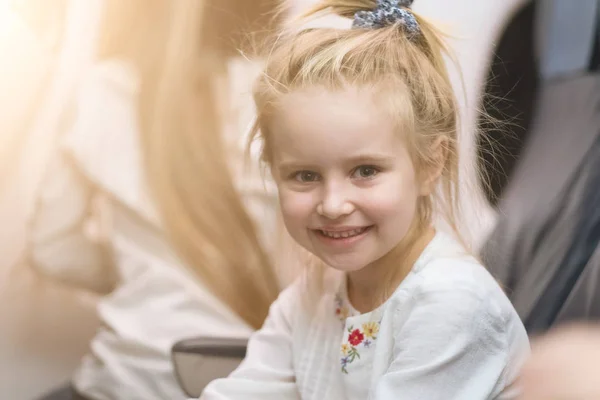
[1,0,598,398]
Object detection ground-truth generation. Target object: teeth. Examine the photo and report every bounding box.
[320,227,367,239]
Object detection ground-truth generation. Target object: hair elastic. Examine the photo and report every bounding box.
[352,0,420,37]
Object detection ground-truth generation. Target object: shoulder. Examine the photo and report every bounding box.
[414,259,513,328]
[408,232,511,307]
[66,59,141,145]
[69,59,140,132]
[61,59,160,222]
[63,58,141,155]
[388,234,525,345]
[418,256,505,305]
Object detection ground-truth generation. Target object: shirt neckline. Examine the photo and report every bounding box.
[334,231,453,320]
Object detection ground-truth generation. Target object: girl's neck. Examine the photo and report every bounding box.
[347,226,436,314]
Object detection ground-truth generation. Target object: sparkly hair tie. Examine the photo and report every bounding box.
[352,0,420,37]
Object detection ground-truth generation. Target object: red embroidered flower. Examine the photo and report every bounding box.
[348,329,364,346]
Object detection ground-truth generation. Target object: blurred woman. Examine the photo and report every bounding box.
[27,1,286,399]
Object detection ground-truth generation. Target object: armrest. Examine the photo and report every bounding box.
[171,336,248,398]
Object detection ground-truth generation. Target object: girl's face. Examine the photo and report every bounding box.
[269,86,428,273]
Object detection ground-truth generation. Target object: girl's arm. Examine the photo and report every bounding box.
[200,283,301,400]
[375,286,526,400]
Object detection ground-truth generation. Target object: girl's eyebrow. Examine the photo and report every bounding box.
[276,160,312,172]
[345,154,395,164]
[276,154,395,172]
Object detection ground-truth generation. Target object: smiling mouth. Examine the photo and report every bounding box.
[317,226,372,239]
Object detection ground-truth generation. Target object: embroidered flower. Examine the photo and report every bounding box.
[362,322,380,339]
[341,346,360,374]
[335,294,350,321]
[339,321,382,374]
[341,343,351,356]
[336,292,383,374]
[341,356,350,370]
[348,329,365,346]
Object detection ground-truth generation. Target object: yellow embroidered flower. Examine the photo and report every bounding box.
[341,343,351,355]
[362,322,380,338]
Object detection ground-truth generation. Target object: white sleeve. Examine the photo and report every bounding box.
[374,288,512,400]
[27,148,116,294]
[200,284,301,400]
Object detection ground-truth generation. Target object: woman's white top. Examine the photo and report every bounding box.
[202,232,530,400]
[28,59,279,400]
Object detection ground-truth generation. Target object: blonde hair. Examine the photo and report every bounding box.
[97,0,281,329]
[250,0,467,286]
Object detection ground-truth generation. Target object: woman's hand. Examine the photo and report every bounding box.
[518,324,600,400]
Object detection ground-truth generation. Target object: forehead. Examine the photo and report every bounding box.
[269,86,407,164]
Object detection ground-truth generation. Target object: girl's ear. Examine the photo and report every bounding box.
[419,136,448,196]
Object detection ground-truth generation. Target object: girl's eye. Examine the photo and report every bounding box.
[353,165,379,179]
[293,171,320,183]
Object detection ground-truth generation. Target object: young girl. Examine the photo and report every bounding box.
[201,0,530,399]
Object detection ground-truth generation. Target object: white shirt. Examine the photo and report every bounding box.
[28,59,279,400]
[201,232,530,400]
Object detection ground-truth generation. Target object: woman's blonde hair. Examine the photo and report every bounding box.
[97,0,281,329]
[251,0,467,285]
